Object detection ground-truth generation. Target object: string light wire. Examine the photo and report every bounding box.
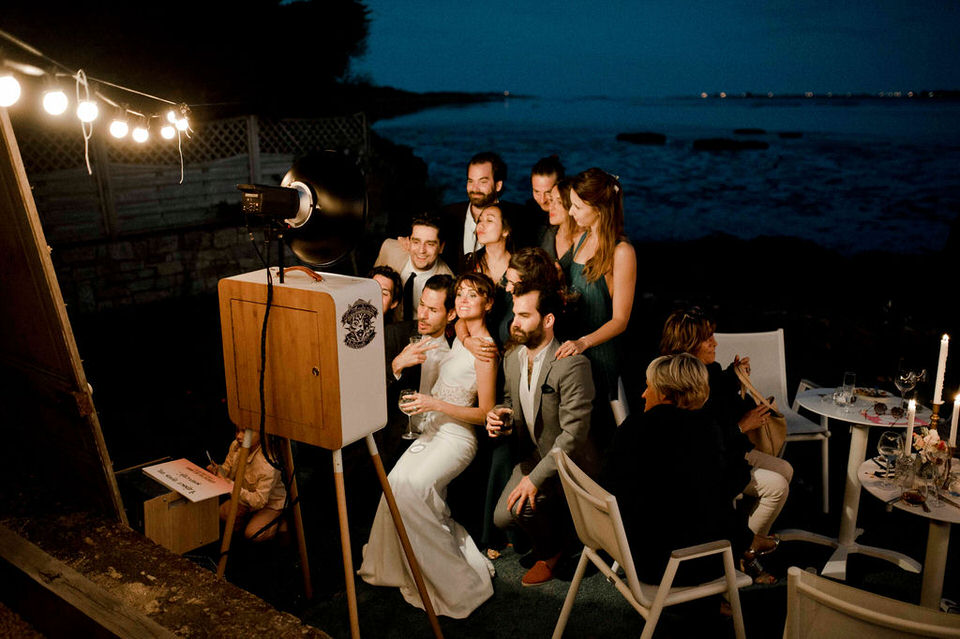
[0,28,194,181]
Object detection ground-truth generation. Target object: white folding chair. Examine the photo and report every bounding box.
[550,449,751,639]
[784,566,960,638]
[715,329,831,513]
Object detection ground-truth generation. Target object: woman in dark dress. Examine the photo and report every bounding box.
[660,308,792,583]
[539,178,579,268]
[608,354,754,585]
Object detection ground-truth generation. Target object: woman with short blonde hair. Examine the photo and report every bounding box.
[645,354,710,410]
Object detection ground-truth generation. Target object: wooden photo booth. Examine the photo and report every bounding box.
[218,267,443,639]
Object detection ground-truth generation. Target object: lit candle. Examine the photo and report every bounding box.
[906,399,916,456]
[951,395,959,448]
[933,334,949,405]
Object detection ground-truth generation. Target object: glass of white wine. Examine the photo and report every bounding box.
[399,389,419,440]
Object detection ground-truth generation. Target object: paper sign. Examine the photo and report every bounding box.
[143,458,233,502]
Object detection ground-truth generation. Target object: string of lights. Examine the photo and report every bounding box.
[0,27,192,182]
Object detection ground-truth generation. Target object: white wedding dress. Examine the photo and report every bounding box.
[359,338,494,618]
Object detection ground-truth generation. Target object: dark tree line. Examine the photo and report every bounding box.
[2,0,370,117]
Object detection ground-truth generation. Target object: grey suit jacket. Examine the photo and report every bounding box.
[502,340,597,487]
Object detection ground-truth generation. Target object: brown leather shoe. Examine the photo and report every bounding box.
[522,560,555,587]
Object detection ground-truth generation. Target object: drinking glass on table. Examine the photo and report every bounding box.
[834,372,856,410]
[876,431,903,489]
[894,362,925,409]
[399,389,419,440]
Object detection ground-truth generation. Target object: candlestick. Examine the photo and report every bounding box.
[951,395,959,448]
[934,334,949,405]
[906,399,916,456]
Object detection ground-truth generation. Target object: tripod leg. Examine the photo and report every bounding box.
[217,429,253,578]
[365,435,444,639]
[281,438,313,600]
[333,448,361,639]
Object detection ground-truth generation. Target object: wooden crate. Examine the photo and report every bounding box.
[143,492,219,555]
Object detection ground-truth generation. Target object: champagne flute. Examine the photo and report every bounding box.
[876,431,902,489]
[399,389,419,440]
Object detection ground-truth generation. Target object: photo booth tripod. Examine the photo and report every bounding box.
[219,153,443,637]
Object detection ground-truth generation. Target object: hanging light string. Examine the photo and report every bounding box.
[0,27,194,180]
[74,70,94,174]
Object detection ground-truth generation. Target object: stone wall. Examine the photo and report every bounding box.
[52,224,264,314]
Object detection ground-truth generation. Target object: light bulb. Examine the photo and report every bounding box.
[109,119,129,138]
[76,100,99,123]
[0,75,22,107]
[175,117,188,132]
[43,90,69,115]
[160,125,175,139]
[132,126,149,143]
[166,109,178,123]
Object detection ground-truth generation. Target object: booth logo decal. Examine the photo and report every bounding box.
[341,299,377,349]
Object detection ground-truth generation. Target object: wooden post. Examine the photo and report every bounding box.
[246,115,261,184]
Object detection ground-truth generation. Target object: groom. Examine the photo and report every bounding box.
[487,280,597,586]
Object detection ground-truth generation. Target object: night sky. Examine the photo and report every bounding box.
[355,0,960,97]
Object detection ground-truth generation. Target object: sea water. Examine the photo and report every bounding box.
[372,96,960,255]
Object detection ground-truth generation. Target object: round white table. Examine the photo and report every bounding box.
[858,459,960,608]
[780,389,931,580]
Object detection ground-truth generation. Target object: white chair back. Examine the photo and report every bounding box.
[553,448,643,602]
[785,566,960,638]
[714,329,789,407]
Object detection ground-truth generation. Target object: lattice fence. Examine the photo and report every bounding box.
[12,113,369,243]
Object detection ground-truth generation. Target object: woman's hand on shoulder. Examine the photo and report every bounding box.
[556,338,588,359]
[464,335,498,362]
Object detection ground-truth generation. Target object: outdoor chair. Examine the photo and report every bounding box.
[784,566,960,638]
[714,329,831,513]
[550,448,751,639]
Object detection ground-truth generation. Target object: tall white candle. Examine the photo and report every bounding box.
[951,395,959,448]
[906,399,916,456]
[934,334,949,405]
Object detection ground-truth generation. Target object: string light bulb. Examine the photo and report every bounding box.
[42,89,69,115]
[0,74,22,107]
[109,118,129,138]
[132,124,149,143]
[165,108,178,123]
[76,99,99,123]
[175,117,189,132]
[160,124,175,139]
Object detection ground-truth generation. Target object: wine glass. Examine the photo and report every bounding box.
[894,362,926,409]
[399,389,419,440]
[876,431,903,489]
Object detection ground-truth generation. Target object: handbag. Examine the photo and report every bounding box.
[733,364,788,456]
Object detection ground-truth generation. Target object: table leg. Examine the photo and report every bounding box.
[921,521,951,609]
[822,422,866,580]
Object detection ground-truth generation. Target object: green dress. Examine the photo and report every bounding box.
[566,230,622,400]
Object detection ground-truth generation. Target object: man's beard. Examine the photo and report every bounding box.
[510,324,544,349]
[468,190,497,208]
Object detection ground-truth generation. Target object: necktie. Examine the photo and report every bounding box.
[403,272,416,320]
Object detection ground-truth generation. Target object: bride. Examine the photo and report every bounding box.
[359,272,499,618]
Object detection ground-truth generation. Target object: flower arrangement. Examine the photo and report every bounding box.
[912,427,949,481]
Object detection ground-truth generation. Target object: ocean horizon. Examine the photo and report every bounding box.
[372,96,960,255]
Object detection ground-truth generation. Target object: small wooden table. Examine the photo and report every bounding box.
[858,459,960,608]
[780,389,930,580]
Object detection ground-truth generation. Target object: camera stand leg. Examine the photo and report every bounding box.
[365,434,444,639]
[282,438,313,599]
[217,429,253,578]
[216,432,313,602]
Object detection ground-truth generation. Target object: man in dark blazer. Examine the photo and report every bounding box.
[437,151,526,272]
[487,280,597,586]
[380,274,456,469]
